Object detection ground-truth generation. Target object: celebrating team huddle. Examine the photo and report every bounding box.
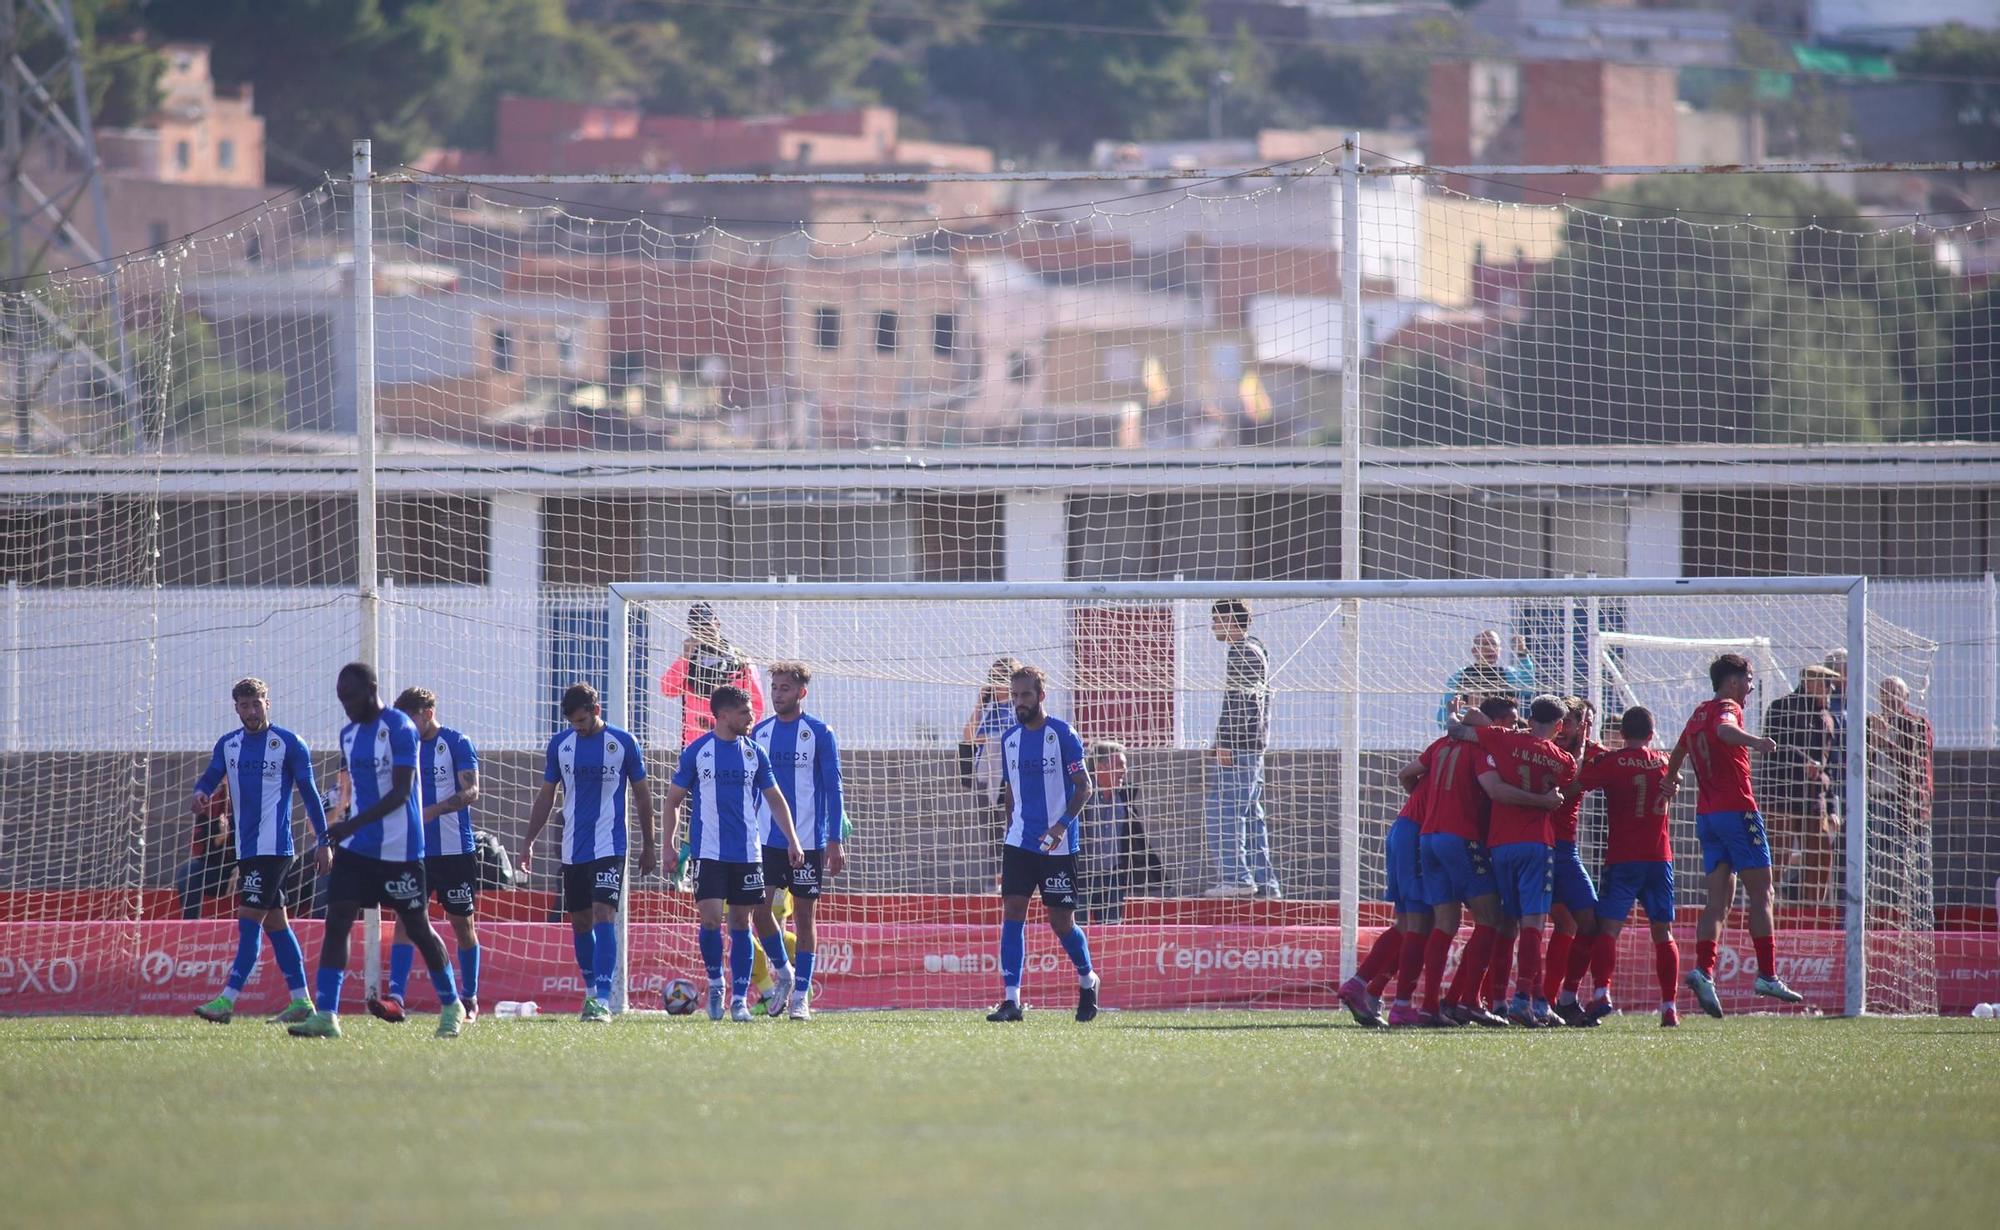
[1341,651,1808,1030]
[183,653,1097,1035]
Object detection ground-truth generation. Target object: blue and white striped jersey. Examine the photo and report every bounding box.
[194,724,328,859]
[1000,716,1087,855]
[752,713,843,850]
[674,732,776,863]
[340,707,423,862]
[419,726,480,858]
[545,724,647,864]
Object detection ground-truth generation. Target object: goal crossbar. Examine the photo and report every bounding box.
[605,575,1872,1017]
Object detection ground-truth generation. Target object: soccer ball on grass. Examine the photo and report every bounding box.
[662,978,700,1015]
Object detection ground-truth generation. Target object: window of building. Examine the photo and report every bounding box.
[147,221,170,249]
[1007,350,1035,384]
[174,140,191,172]
[218,139,235,170]
[812,306,840,351]
[874,310,899,355]
[492,328,514,374]
[931,312,958,358]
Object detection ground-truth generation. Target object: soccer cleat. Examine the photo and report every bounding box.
[787,991,812,1021]
[1661,1005,1681,1028]
[1505,999,1544,1028]
[1386,1002,1424,1028]
[287,1010,341,1038]
[1253,884,1284,901]
[1445,1001,1510,1029]
[985,999,1025,1022]
[1583,996,1616,1026]
[1531,1001,1561,1029]
[1686,969,1725,1019]
[1417,1012,1461,1028]
[729,997,753,1023]
[1201,882,1255,899]
[749,990,773,1017]
[768,968,796,1021]
[462,997,478,1024]
[367,994,407,1024]
[1338,977,1385,1029]
[580,996,612,1023]
[1755,974,1806,1004]
[435,999,465,1038]
[193,994,234,1024]
[1551,999,1588,1028]
[1076,982,1099,1023]
[268,997,314,1025]
[706,985,726,1021]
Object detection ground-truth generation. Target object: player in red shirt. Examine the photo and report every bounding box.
[1340,752,1433,1027]
[1663,653,1806,1015]
[1543,697,1607,1025]
[1568,706,1682,1026]
[1457,695,1576,1027]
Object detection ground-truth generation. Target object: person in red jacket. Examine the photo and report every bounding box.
[658,602,766,749]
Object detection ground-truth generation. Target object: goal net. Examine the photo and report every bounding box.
[1,150,1992,1017]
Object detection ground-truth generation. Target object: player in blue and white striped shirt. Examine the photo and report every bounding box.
[189,677,329,1026]
[289,663,464,1039]
[751,660,847,1020]
[520,682,659,1023]
[380,687,485,1023]
[987,664,1100,1023]
[664,684,805,1022]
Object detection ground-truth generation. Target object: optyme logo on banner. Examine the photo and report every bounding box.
[141,950,234,987]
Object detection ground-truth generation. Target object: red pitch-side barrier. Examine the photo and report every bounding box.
[2,922,1993,1015]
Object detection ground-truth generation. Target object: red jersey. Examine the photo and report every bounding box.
[1549,740,1605,844]
[1578,746,1673,863]
[1418,735,1489,842]
[1398,758,1434,823]
[1475,725,1577,847]
[1679,698,1757,814]
[659,653,766,747]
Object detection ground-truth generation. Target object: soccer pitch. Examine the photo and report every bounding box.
[1,1013,1993,1228]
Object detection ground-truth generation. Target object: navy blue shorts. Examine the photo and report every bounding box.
[1697,810,1772,875]
[1001,845,1078,908]
[328,848,427,914]
[1383,817,1428,914]
[1490,842,1554,920]
[562,855,625,913]
[1420,833,1496,907]
[1551,841,1598,915]
[762,846,824,900]
[1598,861,1676,924]
[693,858,766,906]
[235,855,293,912]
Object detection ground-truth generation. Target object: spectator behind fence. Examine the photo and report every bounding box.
[962,656,1021,818]
[658,601,765,749]
[1822,647,1849,813]
[1079,740,1133,923]
[1436,629,1538,728]
[1757,664,1840,907]
[1204,599,1280,900]
[177,784,234,920]
[1868,676,1934,830]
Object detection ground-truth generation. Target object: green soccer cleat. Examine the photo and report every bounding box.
[268,997,314,1025]
[287,1010,342,1039]
[436,999,466,1038]
[1686,968,1725,1019]
[193,994,233,1024]
[1754,974,1807,1005]
[580,996,612,1023]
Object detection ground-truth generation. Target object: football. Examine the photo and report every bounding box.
[661,978,699,1015]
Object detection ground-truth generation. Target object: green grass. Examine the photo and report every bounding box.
[1,1011,1995,1228]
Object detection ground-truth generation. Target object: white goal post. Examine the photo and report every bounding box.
[606,575,1874,1017]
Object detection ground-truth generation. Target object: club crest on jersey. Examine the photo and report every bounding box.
[269,737,281,751]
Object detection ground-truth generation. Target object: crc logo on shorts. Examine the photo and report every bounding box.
[239,869,264,896]
[595,867,622,890]
[445,885,474,906]
[743,868,766,890]
[1044,871,1073,894]
[791,863,819,887]
[384,873,422,902]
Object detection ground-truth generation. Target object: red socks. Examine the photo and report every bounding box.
[1591,932,1617,994]
[1655,938,1681,1005]
[1421,928,1456,1014]
[1565,931,1594,992]
[1483,933,1515,1007]
[1398,928,1433,1002]
[1358,928,1403,987]
[1753,934,1776,979]
[1515,927,1544,1002]
[1446,925,1497,1007]
[1541,931,1573,1002]
[1696,939,1719,978]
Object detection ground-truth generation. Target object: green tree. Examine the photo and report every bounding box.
[1938,288,2000,440]
[1373,355,1494,446]
[1897,23,2000,160]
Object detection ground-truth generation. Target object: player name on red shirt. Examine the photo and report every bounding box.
[1578,746,1674,864]
[1418,735,1487,841]
[1475,725,1576,847]
[1549,740,1605,844]
[1680,698,1757,814]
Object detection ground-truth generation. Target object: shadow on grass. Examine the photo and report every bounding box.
[1117,1021,1353,1032]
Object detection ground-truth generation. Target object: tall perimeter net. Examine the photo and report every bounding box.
[1,151,1992,1015]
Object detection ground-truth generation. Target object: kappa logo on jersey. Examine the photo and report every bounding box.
[594,867,621,890]
[384,872,422,901]
[239,869,264,896]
